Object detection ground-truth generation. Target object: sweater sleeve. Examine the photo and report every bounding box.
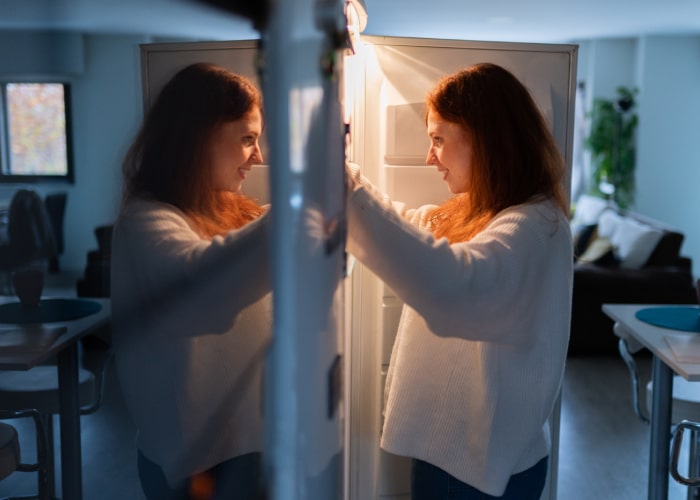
[348,163,439,227]
[346,185,572,345]
[111,200,271,337]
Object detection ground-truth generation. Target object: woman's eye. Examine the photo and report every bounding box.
[243,136,255,146]
[432,137,442,146]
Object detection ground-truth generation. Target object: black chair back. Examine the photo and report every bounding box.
[44,192,67,272]
[8,190,56,258]
[0,190,56,272]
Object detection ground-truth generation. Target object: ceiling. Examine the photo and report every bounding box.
[1,0,700,44]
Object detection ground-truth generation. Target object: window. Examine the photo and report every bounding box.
[0,82,74,183]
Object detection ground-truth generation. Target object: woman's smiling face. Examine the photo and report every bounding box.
[426,110,473,194]
[209,107,264,193]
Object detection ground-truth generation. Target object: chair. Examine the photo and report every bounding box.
[0,338,112,500]
[0,190,56,293]
[43,193,67,274]
[616,323,700,499]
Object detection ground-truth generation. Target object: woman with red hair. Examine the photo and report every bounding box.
[347,63,573,499]
[112,62,269,500]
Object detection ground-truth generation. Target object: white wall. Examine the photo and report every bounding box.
[574,34,700,278]
[580,38,638,102]
[0,32,149,275]
[65,34,145,272]
[635,35,700,279]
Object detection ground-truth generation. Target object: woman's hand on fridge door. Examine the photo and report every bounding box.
[345,162,362,195]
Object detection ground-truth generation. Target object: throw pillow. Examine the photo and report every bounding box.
[577,237,616,265]
[613,218,664,269]
[573,224,598,259]
[597,209,624,240]
[572,194,610,225]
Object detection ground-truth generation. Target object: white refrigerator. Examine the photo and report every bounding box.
[139,33,577,500]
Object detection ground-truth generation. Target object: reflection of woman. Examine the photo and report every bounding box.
[347,63,573,499]
[111,63,270,499]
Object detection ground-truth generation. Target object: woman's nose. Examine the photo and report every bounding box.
[426,148,436,165]
[252,143,263,164]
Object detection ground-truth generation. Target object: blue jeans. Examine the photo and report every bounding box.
[137,450,263,500]
[411,456,548,500]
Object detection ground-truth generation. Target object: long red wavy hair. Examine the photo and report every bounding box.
[122,62,265,238]
[426,63,567,243]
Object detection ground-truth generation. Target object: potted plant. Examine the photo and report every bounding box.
[584,86,638,209]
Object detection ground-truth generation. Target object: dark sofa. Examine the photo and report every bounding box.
[569,211,697,356]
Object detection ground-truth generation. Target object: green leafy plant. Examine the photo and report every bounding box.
[584,86,638,209]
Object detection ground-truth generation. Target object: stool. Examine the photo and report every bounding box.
[673,420,700,496]
[0,336,112,499]
[616,321,700,500]
[0,409,49,500]
[0,357,105,500]
[0,421,20,480]
[650,378,700,500]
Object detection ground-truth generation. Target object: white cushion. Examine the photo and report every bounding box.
[577,237,613,264]
[597,209,624,240]
[612,217,664,269]
[572,194,610,225]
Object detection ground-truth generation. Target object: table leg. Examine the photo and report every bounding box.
[649,355,673,500]
[57,343,83,500]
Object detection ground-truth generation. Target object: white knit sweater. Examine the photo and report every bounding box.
[111,197,272,486]
[347,183,573,496]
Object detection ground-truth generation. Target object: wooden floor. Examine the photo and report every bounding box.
[0,273,694,498]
